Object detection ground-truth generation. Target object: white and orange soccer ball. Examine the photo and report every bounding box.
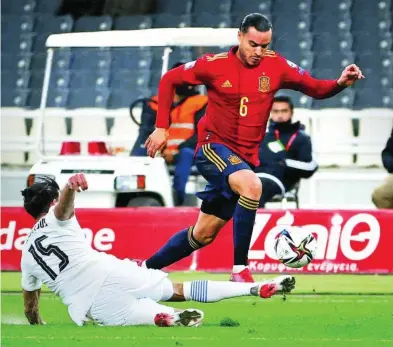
[274,226,317,268]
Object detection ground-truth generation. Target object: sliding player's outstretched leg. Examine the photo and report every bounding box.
[153,275,296,328]
[87,258,296,327]
[181,275,296,302]
[154,274,296,327]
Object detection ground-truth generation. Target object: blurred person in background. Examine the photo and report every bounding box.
[255,96,318,207]
[131,62,207,206]
[372,127,393,209]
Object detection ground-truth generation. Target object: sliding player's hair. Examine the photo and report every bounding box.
[273,96,294,111]
[240,13,272,34]
[21,176,60,219]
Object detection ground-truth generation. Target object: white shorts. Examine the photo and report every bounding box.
[88,258,175,326]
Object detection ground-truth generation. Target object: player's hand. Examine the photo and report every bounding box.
[337,64,365,87]
[144,128,169,158]
[67,173,88,192]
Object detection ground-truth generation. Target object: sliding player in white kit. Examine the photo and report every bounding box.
[21,173,296,327]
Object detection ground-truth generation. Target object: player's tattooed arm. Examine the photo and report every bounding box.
[23,289,44,325]
[55,173,88,221]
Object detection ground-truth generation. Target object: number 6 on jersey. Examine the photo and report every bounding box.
[239,96,248,117]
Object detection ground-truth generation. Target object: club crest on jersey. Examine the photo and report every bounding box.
[258,76,270,92]
[228,155,242,165]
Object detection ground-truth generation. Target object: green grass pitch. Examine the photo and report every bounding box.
[2,272,393,347]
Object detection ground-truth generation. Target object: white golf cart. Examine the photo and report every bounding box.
[28,28,238,207]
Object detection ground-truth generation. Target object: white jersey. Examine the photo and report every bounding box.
[21,207,123,326]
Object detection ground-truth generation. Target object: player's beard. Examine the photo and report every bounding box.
[239,47,260,68]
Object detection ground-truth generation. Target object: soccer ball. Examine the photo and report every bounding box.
[274,227,317,268]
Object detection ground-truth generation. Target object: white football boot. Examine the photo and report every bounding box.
[154,309,204,327]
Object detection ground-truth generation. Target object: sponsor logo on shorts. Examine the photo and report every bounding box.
[228,154,242,165]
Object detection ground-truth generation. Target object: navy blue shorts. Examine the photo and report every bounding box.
[194,143,253,220]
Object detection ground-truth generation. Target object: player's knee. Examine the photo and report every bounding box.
[229,170,262,200]
[199,234,216,245]
[193,224,221,246]
[192,211,227,246]
[239,178,262,200]
[248,177,262,199]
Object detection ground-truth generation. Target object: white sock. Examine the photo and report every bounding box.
[232,265,248,273]
[183,280,257,303]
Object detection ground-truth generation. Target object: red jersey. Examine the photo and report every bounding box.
[156,47,345,166]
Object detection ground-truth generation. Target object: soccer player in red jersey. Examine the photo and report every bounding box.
[144,13,364,283]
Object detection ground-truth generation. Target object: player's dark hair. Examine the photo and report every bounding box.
[240,13,272,34]
[273,96,294,111]
[21,176,60,219]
